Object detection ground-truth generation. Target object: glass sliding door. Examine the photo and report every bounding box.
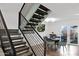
[61,25,79,45]
[69,26,78,44]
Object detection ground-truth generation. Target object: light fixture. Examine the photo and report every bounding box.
[45,18,58,22]
[74,14,79,15]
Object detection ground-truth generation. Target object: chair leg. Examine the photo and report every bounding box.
[47,44,51,51]
[65,46,67,51]
[47,44,49,51]
[62,46,65,53]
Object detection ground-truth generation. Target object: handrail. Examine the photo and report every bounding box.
[18,3,46,56]
[18,3,39,56]
[19,26,36,56]
[19,12,46,56]
[18,3,25,27]
[19,12,36,55]
[19,3,25,13]
[0,10,16,56]
[21,13,45,42]
[19,3,45,42]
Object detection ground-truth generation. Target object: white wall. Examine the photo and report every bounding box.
[39,19,79,37]
[2,12,18,29]
[0,3,23,29]
[51,19,79,35]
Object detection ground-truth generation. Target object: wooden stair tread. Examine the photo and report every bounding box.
[3,41,26,48]
[5,45,29,53]
[2,36,23,41]
[17,51,33,56]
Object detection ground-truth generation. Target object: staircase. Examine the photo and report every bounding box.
[0,10,33,56]
[1,29,33,56]
[0,3,51,56]
[19,3,51,56]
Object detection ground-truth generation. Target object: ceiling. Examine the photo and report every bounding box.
[42,3,79,21]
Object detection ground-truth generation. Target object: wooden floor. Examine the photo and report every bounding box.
[47,45,79,56]
[0,44,79,56]
[31,44,79,56]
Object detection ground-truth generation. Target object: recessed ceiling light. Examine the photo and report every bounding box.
[74,14,79,15]
[45,18,58,22]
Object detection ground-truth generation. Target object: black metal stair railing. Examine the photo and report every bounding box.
[18,12,46,56]
[18,3,51,56]
[0,10,16,56]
